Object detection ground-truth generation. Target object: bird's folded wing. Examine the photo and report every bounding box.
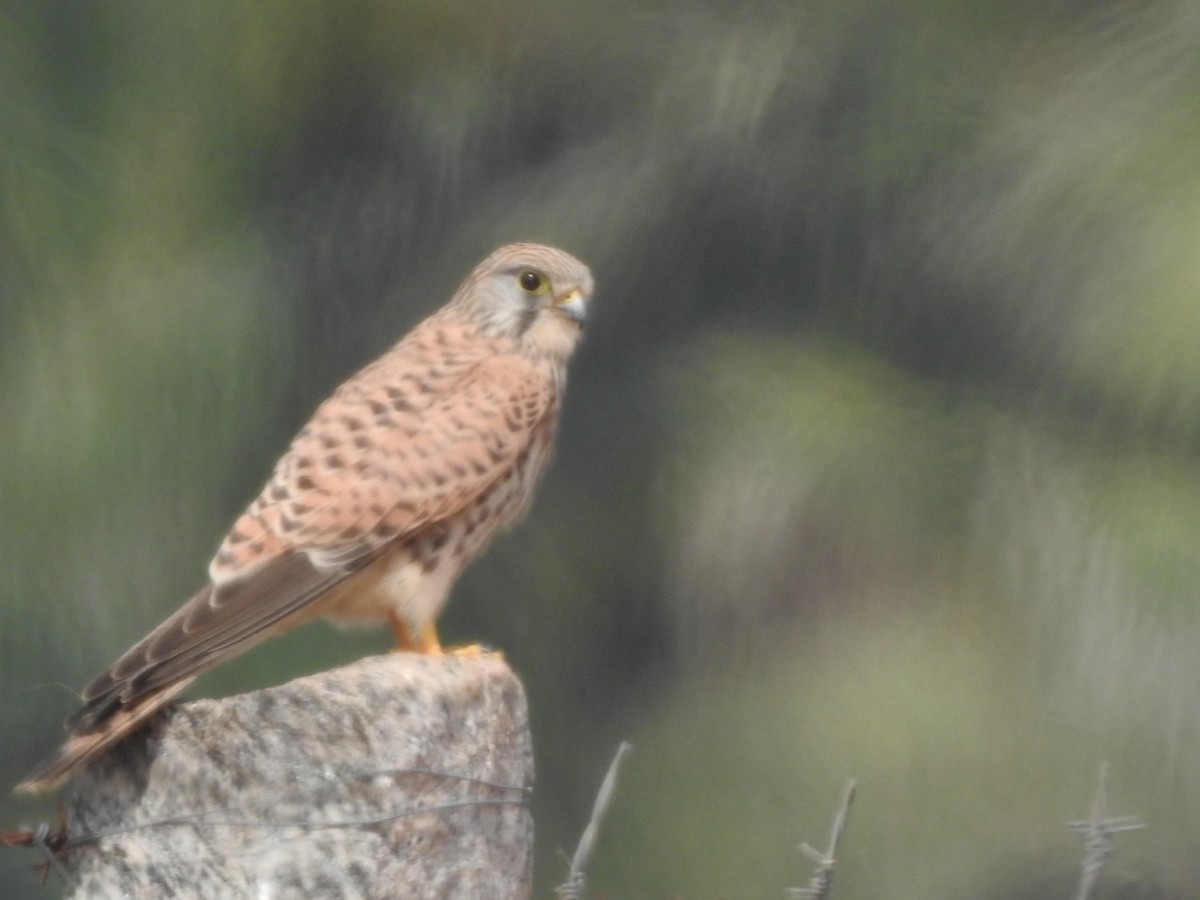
[70,554,345,730]
[70,354,554,731]
[221,352,556,573]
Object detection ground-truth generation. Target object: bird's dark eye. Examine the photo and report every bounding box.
[518,270,543,292]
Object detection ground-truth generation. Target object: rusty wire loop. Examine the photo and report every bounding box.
[1,803,72,887]
[31,823,73,886]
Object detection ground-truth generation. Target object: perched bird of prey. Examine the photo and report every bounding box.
[18,242,593,793]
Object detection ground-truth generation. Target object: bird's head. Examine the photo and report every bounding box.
[453,243,594,361]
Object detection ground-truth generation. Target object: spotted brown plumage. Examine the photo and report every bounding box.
[17,242,593,793]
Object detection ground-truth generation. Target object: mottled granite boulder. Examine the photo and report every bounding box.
[61,652,533,899]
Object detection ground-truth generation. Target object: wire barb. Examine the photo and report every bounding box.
[555,741,633,900]
[1067,762,1145,900]
[787,778,857,900]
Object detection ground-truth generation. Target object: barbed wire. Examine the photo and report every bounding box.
[787,778,857,900]
[1067,762,1145,900]
[555,741,633,900]
[3,756,1153,896]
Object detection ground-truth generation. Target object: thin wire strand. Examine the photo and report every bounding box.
[64,797,530,850]
[12,766,529,858]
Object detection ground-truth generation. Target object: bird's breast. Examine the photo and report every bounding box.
[316,419,558,630]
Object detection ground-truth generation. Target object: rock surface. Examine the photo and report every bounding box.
[60,651,533,899]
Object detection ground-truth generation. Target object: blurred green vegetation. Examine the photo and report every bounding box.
[4,1,1200,896]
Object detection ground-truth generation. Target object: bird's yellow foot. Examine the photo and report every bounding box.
[388,614,493,657]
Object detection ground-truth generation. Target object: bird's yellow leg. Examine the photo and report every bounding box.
[389,612,423,653]
[416,621,445,656]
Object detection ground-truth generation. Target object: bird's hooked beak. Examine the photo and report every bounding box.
[554,288,587,326]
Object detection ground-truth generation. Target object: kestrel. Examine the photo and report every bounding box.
[18,242,593,793]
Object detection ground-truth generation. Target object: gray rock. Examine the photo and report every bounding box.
[60,651,533,899]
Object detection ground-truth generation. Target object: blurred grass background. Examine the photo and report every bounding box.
[3,1,1200,896]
